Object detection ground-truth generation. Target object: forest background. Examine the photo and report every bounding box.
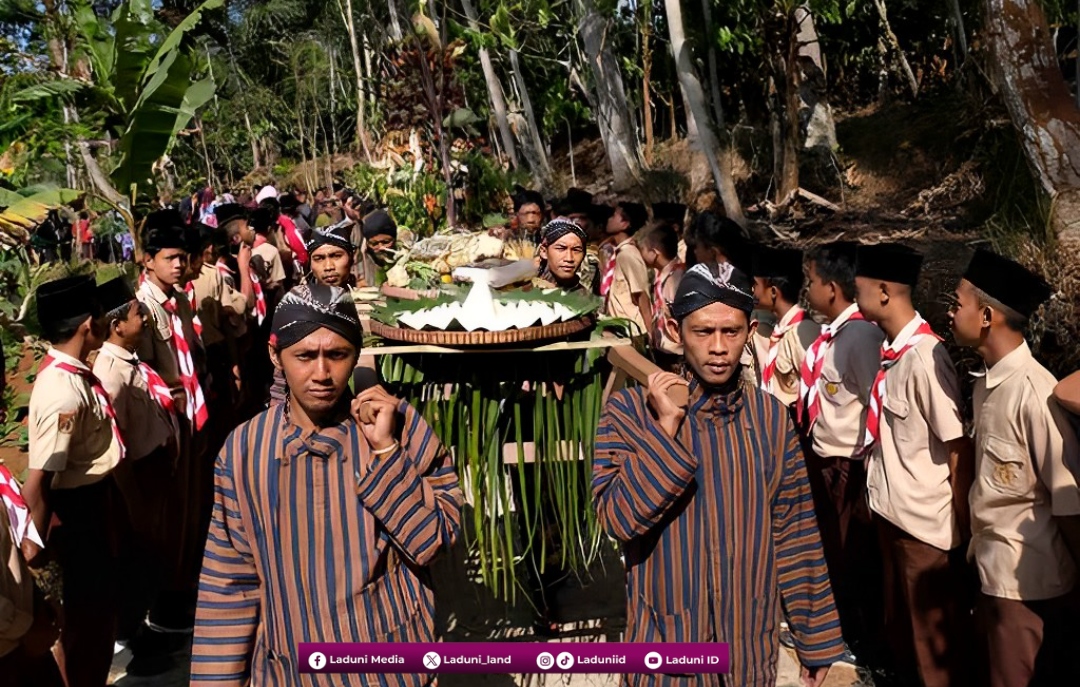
[3,0,1080,378]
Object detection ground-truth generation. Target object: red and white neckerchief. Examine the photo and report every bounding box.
[40,353,126,461]
[797,306,867,429]
[140,281,209,431]
[251,270,266,325]
[0,463,43,548]
[215,260,234,280]
[652,260,683,337]
[600,240,630,300]
[761,307,808,393]
[183,281,204,341]
[137,358,180,438]
[864,317,941,450]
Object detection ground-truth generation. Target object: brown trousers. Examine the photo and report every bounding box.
[877,518,975,687]
[803,451,885,661]
[49,478,119,687]
[977,592,1080,687]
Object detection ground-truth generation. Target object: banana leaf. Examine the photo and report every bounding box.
[0,187,84,246]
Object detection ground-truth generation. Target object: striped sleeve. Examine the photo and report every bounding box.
[772,422,845,667]
[592,390,699,541]
[191,439,260,686]
[357,401,463,566]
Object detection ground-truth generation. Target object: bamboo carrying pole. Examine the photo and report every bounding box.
[606,345,689,407]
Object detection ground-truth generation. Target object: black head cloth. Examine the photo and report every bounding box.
[362,209,397,240]
[541,218,588,246]
[270,282,362,351]
[671,262,756,320]
[306,219,356,254]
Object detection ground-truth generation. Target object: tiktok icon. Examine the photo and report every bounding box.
[309,652,327,670]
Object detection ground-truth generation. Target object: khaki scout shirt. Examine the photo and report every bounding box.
[810,303,885,459]
[605,239,650,337]
[93,342,175,462]
[137,278,202,390]
[191,263,248,348]
[969,341,1080,600]
[760,305,821,407]
[252,239,286,286]
[28,349,122,489]
[0,510,33,657]
[866,316,966,550]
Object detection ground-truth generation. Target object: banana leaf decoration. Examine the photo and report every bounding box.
[379,317,632,600]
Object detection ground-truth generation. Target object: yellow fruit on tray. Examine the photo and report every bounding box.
[441,274,453,283]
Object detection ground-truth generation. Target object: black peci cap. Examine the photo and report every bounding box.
[37,275,100,325]
[213,203,247,226]
[652,202,687,226]
[752,246,804,281]
[96,276,137,314]
[963,248,1052,318]
[855,243,923,287]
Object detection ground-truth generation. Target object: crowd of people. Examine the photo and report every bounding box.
[0,180,1079,687]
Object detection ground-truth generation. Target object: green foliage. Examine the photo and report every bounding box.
[380,344,607,601]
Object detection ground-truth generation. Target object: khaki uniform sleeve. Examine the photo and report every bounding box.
[29,385,81,473]
[915,343,966,444]
[221,278,247,317]
[847,323,884,403]
[1029,391,1080,516]
[619,248,649,296]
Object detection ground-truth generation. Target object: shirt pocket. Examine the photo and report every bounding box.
[981,435,1033,499]
[820,367,855,408]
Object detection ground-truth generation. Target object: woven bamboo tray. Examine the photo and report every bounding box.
[369,316,594,346]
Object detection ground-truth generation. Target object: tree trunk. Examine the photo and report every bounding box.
[872,0,919,98]
[339,0,372,160]
[664,0,745,224]
[461,0,519,169]
[679,83,699,141]
[641,0,655,162]
[699,0,726,129]
[509,49,554,189]
[947,0,968,61]
[576,0,644,190]
[794,7,838,170]
[386,0,404,42]
[985,0,1080,249]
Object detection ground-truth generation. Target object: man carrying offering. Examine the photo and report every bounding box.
[191,283,463,687]
[593,262,845,687]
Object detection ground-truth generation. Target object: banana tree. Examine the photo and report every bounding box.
[0,186,84,248]
[71,0,222,204]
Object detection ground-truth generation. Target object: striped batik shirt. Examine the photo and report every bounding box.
[191,400,463,687]
[593,376,845,687]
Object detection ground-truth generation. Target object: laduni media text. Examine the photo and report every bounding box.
[298,642,731,674]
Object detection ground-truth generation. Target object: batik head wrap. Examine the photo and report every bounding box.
[306,219,356,254]
[671,262,755,321]
[270,283,362,351]
[540,218,588,247]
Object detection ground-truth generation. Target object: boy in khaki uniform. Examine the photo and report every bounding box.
[855,244,974,687]
[752,246,820,407]
[637,221,684,368]
[601,202,652,337]
[950,249,1080,687]
[93,277,179,646]
[21,275,123,687]
[135,212,209,639]
[799,242,885,662]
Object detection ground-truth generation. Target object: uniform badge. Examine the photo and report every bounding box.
[57,411,76,434]
[825,382,840,396]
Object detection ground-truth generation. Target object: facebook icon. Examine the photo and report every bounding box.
[308,652,327,670]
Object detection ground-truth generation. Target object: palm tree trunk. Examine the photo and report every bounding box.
[664,0,745,224]
[461,0,519,169]
[641,0,655,162]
